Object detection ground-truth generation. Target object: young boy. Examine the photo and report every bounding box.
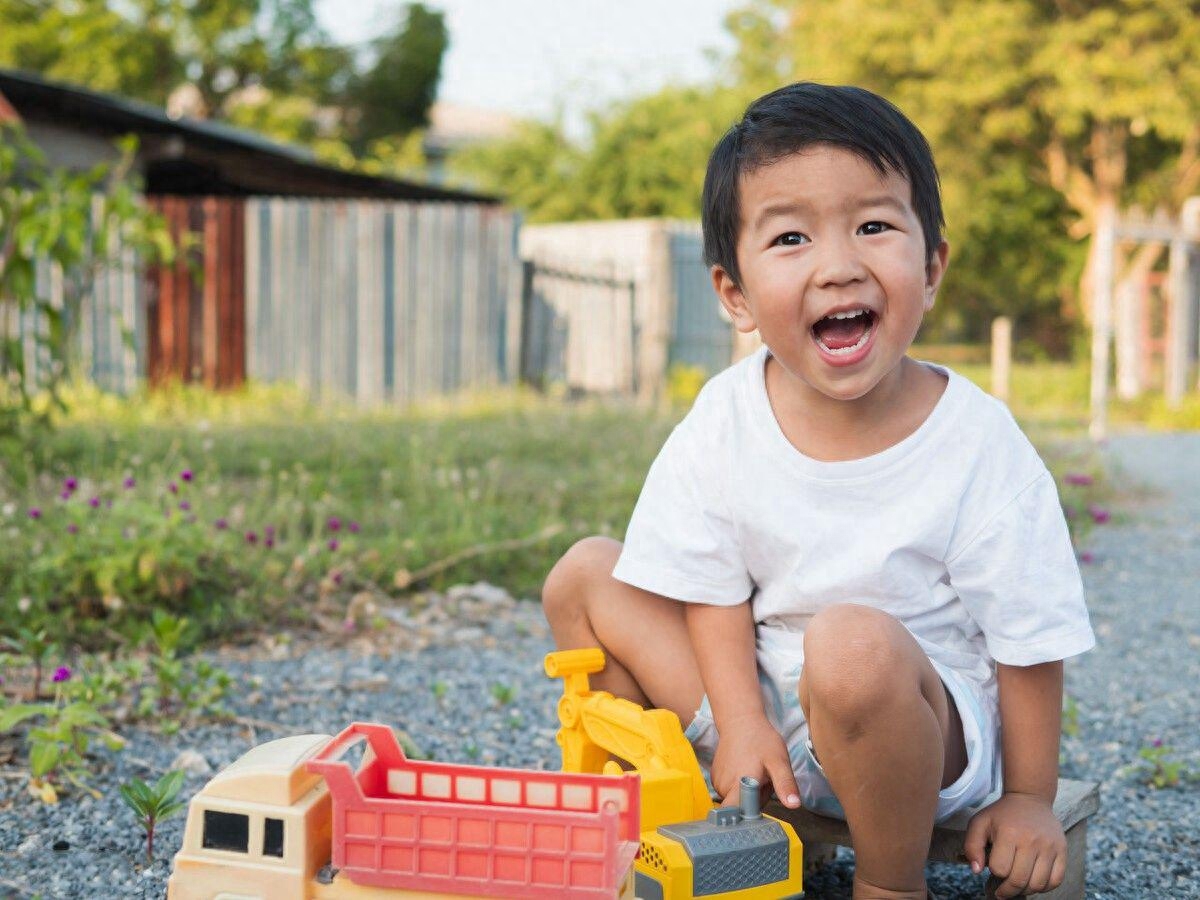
[542,83,1095,900]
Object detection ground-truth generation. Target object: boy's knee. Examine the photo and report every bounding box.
[803,603,911,721]
[541,536,623,621]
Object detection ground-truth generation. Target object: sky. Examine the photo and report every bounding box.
[315,0,740,128]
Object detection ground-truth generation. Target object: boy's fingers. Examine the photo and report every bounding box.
[996,847,1034,899]
[1048,849,1067,890]
[962,815,990,873]
[1026,852,1054,895]
[767,754,800,808]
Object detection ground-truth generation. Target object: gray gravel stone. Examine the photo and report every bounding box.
[1,433,1197,899]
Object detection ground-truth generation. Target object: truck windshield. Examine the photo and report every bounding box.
[202,810,249,853]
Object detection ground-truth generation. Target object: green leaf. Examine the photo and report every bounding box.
[0,703,49,732]
[154,769,186,805]
[29,741,61,778]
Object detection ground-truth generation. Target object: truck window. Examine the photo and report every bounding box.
[202,810,249,853]
[263,817,284,858]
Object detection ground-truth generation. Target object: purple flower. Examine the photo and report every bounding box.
[64,478,77,492]
[66,523,79,535]
[332,570,343,586]
[179,500,191,511]
[264,525,275,538]
[168,482,178,494]
[348,521,361,534]
[88,496,100,508]
[265,536,275,548]
[60,490,72,500]
[327,538,340,552]
[51,666,71,683]
[1152,738,1164,748]
[245,531,258,545]
[27,508,41,519]
[327,517,342,533]
[123,477,136,489]
[214,518,228,530]
[1088,505,1110,525]
[1078,550,1095,564]
[1064,473,1094,487]
[181,470,193,482]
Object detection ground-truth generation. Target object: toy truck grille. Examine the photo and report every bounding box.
[306,723,640,899]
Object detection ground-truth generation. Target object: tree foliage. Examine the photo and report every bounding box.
[348,3,448,152]
[454,0,1198,349]
[0,0,447,159]
[750,0,1200,341]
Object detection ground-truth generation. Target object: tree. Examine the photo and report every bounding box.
[0,0,352,121]
[449,117,587,223]
[738,0,1200,343]
[348,3,448,153]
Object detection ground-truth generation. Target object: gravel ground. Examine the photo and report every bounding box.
[1,431,1197,899]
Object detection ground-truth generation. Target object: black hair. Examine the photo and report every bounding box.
[702,82,945,286]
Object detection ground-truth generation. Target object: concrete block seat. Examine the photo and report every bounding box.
[765,778,1100,899]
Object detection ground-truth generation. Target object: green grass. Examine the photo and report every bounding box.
[2,353,1179,649]
[1,382,678,646]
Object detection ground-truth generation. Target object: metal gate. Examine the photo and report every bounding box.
[520,260,639,396]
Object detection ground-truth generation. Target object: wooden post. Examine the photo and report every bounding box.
[991,317,1012,403]
[1182,197,1200,393]
[1090,204,1117,442]
[1115,279,1142,399]
[1165,234,1189,407]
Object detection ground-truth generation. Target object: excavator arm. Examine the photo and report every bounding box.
[545,649,714,829]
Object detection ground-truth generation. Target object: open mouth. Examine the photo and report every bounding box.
[812,308,877,356]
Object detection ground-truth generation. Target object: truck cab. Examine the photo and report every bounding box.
[167,734,334,900]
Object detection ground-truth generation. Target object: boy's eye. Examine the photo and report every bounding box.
[858,221,892,236]
[773,232,809,246]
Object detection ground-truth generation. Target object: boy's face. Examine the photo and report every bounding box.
[713,145,948,407]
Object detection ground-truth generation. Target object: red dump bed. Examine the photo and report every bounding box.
[306,723,640,899]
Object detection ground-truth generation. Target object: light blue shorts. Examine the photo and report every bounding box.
[682,657,1002,823]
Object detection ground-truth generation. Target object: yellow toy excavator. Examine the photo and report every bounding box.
[545,649,804,900]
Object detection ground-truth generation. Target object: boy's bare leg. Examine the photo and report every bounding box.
[541,536,705,725]
[799,603,968,900]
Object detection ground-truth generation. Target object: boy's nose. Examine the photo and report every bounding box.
[812,236,867,287]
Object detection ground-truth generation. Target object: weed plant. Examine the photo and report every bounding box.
[1,383,677,650]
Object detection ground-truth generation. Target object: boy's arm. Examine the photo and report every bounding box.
[964,660,1067,899]
[685,601,800,808]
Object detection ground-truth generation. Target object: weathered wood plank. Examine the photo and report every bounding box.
[767,778,1099,899]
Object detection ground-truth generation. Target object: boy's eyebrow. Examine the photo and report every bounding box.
[751,195,909,231]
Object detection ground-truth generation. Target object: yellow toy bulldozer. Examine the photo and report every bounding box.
[545,649,805,900]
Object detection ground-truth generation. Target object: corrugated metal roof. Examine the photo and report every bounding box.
[0,67,498,203]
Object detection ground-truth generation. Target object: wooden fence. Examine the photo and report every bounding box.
[10,196,521,404]
[2,196,145,395]
[245,198,519,403]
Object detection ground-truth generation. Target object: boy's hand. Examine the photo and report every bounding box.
[712,714,801,809]
[964,791,1067,899]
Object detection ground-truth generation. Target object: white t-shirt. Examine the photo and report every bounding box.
[613,346,1095,696]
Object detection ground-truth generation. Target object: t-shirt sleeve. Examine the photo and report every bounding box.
[612,414,752,606]
[946,470,1096,666]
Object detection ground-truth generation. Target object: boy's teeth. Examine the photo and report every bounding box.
[826,308,867,320]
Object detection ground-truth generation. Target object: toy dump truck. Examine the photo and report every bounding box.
[168,722,641,899]
[546,649,805,900]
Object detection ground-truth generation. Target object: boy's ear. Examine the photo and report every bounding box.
[712,266,758,333]
[924,240,950,311]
